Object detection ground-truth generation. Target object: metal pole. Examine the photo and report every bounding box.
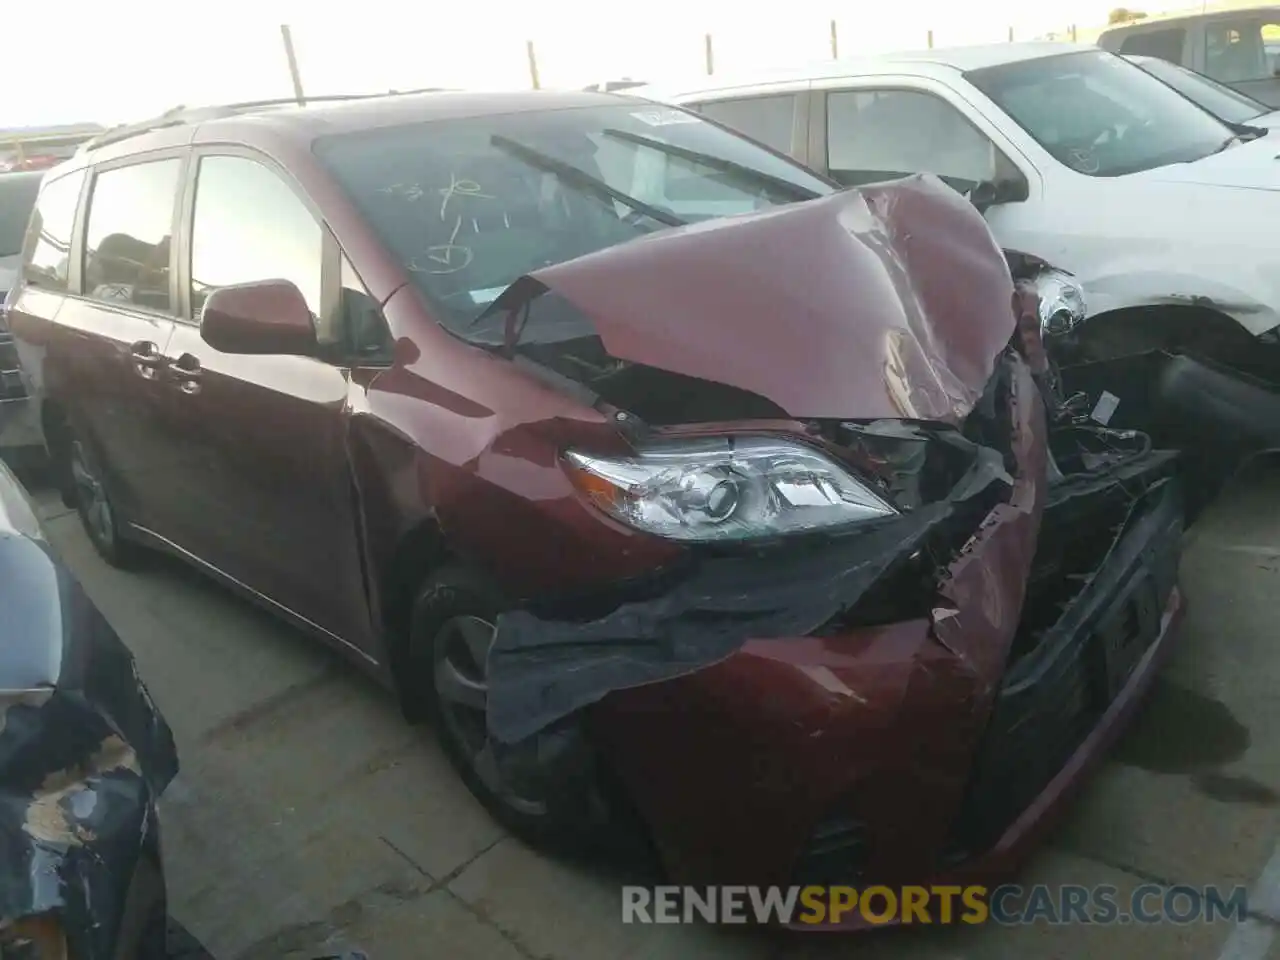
[831,19,839,58]
[526,40,541,89]
[705,33,714,75]
[280,25,306,105]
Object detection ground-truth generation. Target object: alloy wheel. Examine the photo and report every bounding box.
[432,614,547,817]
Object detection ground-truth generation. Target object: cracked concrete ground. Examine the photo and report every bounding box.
[26,461,1280,960]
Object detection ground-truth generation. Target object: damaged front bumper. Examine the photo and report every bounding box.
[1,528,178,959]
[486,346,1183,903]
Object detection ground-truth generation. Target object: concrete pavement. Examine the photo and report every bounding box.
[31,462,1280,960]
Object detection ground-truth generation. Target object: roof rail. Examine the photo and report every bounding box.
[77,88,453,155]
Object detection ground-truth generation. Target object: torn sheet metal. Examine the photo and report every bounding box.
[486,353,1032,746]
[486,174,1017,423]
[0,463,177,960]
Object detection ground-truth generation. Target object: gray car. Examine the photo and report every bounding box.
[0,171,43,465]
[0,457,178,958]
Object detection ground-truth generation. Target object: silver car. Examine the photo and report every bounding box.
[0,170,43,465]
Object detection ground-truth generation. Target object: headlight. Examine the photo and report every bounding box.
[563,436,896,542]
[0,915,67,960]
[1034,269,1087,337]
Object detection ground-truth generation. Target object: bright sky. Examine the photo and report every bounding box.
[5,0,1116,128]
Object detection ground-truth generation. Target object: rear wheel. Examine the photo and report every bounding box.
[68,430,141,569]
[410,566,647,857]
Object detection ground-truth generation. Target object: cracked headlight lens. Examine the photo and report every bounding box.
[563,436,896,542]
[1034,269,1087,337]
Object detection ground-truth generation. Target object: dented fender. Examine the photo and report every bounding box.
[1081,268,1278,332]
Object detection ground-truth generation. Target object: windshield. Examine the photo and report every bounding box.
[967,50,1235,177]
[0,173,41,258]
[1129,55,1269,124]
[314,103,834,329]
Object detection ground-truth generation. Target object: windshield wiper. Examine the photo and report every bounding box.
[601,128,825,202]
[489,135,685,227]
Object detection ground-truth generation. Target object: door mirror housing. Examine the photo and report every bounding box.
[969,174,1030,213]
[199,280,317,356]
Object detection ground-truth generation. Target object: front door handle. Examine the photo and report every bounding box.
[168,354,203,395]
[129,341,163,380]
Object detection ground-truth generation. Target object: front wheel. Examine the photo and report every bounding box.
[409,566,644,857]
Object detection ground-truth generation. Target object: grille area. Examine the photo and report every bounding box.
[941,472,1182,863]
[790,813,871,886]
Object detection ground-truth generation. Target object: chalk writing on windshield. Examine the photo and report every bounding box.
[379,183,427,201]
[405,173,499,276]
[438,173,493,220]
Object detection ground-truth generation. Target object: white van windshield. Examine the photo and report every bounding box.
[968,50,1236,176]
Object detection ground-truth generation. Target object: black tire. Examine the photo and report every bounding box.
[409,565,640,856]
[67,428,143,569]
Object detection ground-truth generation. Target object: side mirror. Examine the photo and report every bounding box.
[969,175,1030,213]
[199,280,317,356]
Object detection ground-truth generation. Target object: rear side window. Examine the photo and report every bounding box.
[23,170,85,292]
[84,159,181,313]
[1118,28,1187,63]
[696,95,798,153]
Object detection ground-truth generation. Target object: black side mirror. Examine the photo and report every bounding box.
[969,176,1030,214]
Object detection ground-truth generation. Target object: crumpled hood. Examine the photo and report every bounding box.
[520,174,1017,423]
[1138,134,1280,191]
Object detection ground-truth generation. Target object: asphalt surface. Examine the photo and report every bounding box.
[25,461,1280,960]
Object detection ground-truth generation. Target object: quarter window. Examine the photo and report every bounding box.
[697,95,798,153]
[23,170,84,292]
[189,155,326,339]
[826,89,998,190]
[84,160,181,312]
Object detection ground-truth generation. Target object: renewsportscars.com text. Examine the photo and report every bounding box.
[621,884,1250,926]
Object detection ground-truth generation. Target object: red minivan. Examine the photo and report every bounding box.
[7,90,1183,918]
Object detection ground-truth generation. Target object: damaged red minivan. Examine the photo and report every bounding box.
[7,91,1183,919]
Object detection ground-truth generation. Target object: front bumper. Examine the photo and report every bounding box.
[587,379,1183,907]
[1,536,178,958]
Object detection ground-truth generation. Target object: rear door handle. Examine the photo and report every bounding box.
[168,354,203,394]
[129,340,163,380]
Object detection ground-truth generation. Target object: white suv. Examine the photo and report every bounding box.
[644,42,1280,476]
